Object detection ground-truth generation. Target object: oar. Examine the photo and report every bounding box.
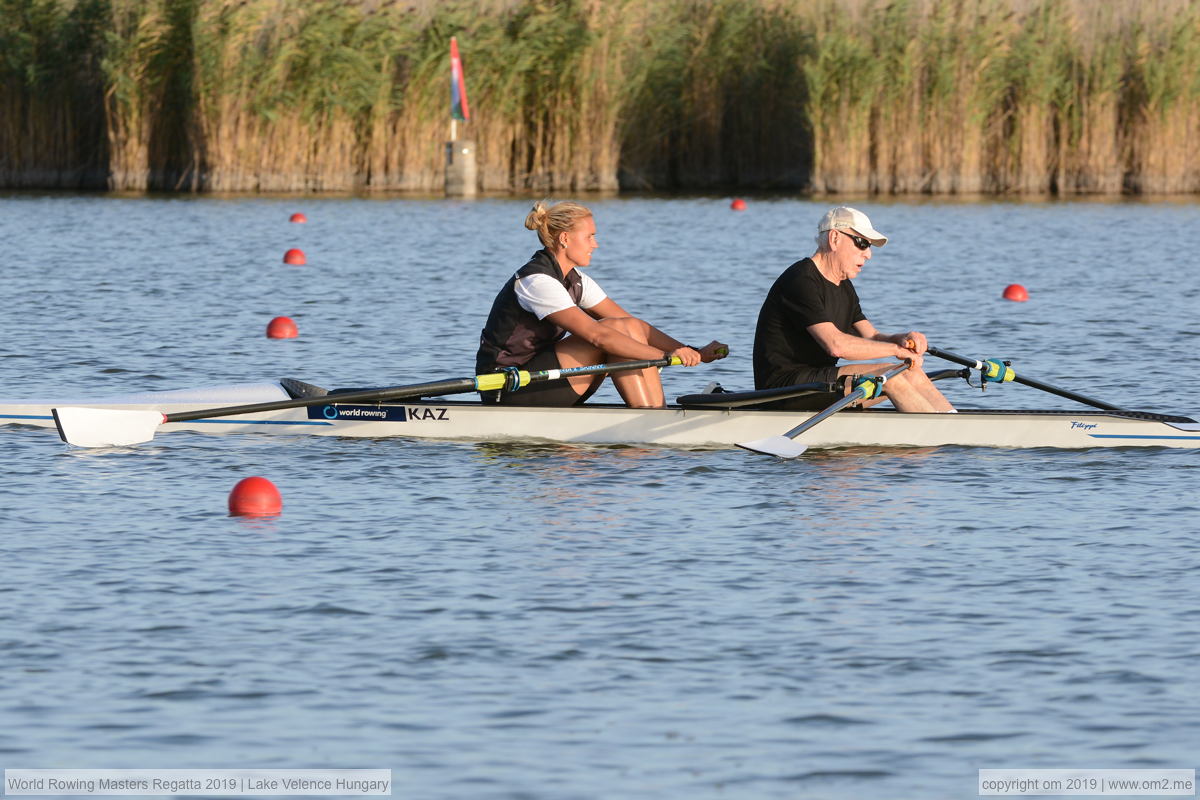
[926,345,1122,411]
[737,363,911,458]
[52,356,684,448]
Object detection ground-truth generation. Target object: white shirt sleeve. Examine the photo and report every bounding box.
[578,273,607,310]
[514,272,608,320]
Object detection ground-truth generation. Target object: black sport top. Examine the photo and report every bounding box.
[752,258,866,389]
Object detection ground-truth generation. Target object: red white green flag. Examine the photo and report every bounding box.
[450,37,470,122]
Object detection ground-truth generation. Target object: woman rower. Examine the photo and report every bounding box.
[476,200,728,407]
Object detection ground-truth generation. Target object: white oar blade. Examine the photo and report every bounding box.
[736,435,809,459]
[52,407,163,448]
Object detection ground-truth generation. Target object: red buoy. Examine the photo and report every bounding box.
[289,212,307,223]
[228,476,282,517]
[266,316,298,339]
[1002,283,1029,302]
[283,248,306,265]
[730,198,747,211]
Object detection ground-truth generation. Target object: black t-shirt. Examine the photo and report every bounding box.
[753,258,866,389]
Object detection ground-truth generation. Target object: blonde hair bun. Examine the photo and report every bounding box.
[524,201,549,232]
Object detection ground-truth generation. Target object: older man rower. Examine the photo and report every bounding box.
[752,206,954,412]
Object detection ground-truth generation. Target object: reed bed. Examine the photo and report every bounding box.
[0,0,110,187]
[2,0,1198,193]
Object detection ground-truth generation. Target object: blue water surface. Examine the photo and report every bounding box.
[1,193,1198,799]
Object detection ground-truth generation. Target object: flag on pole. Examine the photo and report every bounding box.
[450,36,470,122]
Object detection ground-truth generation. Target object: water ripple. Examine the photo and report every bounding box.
[2,195,1199,799]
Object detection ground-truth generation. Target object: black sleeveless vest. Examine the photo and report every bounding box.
[476,249,584,374]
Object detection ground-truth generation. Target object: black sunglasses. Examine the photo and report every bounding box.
[839,230,871,250]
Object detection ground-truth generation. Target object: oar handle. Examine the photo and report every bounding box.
[926,346,1122,411]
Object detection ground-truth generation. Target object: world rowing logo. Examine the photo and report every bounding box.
[310,404,407,422]
[324,406,389,420]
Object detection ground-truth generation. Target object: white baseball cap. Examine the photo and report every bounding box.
[818,206,888,247]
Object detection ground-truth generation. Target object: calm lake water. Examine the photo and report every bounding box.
[1,193,1198,799]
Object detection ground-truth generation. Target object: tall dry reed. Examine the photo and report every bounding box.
[0,0,109,188]
[2,0,1199,194]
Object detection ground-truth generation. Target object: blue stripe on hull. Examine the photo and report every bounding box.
[0,414,335,427]
[189,418,335,427]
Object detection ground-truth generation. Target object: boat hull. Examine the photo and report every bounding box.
[3,383,1199,450]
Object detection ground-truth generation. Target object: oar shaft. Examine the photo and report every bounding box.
[163,378,477,423]
[474,356,679,393]
[780,363,910,439]
[1011,374,1120,410]
[162,356,683,424]
[926,346,1121,411]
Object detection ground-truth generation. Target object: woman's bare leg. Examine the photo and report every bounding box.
[554,317,665,407]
